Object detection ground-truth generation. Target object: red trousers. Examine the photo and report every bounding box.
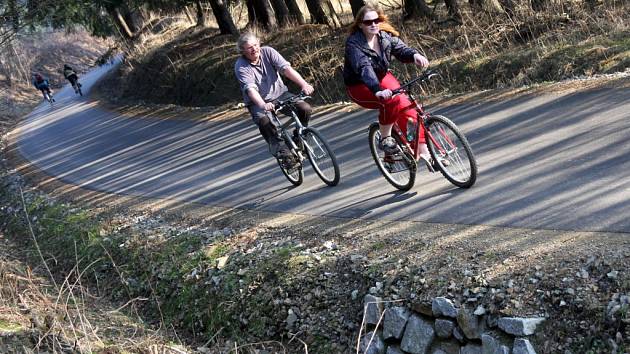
[346,72,425,143]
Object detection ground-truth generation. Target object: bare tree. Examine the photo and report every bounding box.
[209,0,238,34]
[269,0,290,27]
[304,0,339,26]
[285,0,305,24]
[107,7,134,39]
[444,0,462,23]
[246,0,256,25]
[194,0,206,26]
[350,0,365,17]
[469,0,503,12]
[246,0,277,29]
[283,0,305,24]
[7,0,19,32]
[404,0,434,20]
[531,0,546,11]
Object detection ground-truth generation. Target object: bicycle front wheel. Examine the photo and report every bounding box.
[302,127,340,186]
[426,115,477,188]
[368,123,417,191]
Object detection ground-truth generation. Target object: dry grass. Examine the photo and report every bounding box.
[0,200,193,353]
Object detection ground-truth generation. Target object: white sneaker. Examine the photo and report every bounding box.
[379,136,398,154]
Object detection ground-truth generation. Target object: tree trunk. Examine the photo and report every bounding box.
[195,1,206,26]
[110,8,134,39]
[245,0,256,26]
[26,0,38,21]
[251,0,277,29]
[304,0,329,25]
[208,0,239,34]
[183,6,195,24]
[285,0,305,24]
[350,0,365,17]
[404,0,434,20]
[531,0,546,11]
[469,0,503,12]
[444,0,462,23]
[8,0,19,32]
[323,1,341,27]
[269,0,290,27]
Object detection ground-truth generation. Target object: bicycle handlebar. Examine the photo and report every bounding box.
[273,92,311,111]
[391,69,440,96]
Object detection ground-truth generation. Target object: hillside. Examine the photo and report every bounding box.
[102,2,629,109]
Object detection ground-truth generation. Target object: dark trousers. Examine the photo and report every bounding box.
[248,92,312,156]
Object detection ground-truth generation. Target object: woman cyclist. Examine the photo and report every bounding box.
[32,72,54,102]
[343,4,432,163]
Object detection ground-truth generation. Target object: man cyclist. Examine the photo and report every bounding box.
[234,32,314,169]
[32,72,54,102]
[63,64,82,94]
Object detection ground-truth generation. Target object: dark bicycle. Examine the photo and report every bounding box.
[368,69,478,191]
[69,76,83,96]
[271,93,340,187]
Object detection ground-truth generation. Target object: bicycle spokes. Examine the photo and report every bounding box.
[368,124,416,191]
[426,116,477,188]
[303,128,340,186]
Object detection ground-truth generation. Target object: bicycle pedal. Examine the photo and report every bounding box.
[286,164,301,174]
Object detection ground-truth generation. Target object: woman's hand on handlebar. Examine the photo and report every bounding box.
[413,53,429,68]
[375,89,393,100]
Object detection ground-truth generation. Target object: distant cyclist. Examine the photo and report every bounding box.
[63,64,82,94]
[32,72,55,102]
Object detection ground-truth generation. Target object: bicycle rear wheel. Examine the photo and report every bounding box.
[302,127,340,186]
[277,157,304,186]
[368,123,417,191]
[425,115,477,188]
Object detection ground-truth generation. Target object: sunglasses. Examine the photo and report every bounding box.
[362,18,382,26]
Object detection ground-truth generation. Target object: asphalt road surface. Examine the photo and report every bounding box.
[15,62,630,233]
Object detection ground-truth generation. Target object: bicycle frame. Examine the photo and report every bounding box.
[270,94,310,159]
[390,73,454,163]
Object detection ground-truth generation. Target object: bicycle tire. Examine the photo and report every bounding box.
[45,93,54,107]
[368,122,417,191]
[425,115,477,188]
[302,127,340,186]
[277,158,304,186]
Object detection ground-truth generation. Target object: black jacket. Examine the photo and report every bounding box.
[343,30,418,93]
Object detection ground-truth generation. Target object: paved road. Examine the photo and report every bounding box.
[15,63,630,233]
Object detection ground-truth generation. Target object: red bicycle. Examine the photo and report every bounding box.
[368,69,478,191]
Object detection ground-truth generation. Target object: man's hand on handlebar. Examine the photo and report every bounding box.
[261,102,275,111]
[300,83,314,95]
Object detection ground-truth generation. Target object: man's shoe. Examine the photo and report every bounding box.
[277,149,297,169]
[378,136,398,154]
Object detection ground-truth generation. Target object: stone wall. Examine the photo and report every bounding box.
[359,295,544,354]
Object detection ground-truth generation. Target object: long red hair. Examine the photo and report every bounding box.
[348,4,399,37]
